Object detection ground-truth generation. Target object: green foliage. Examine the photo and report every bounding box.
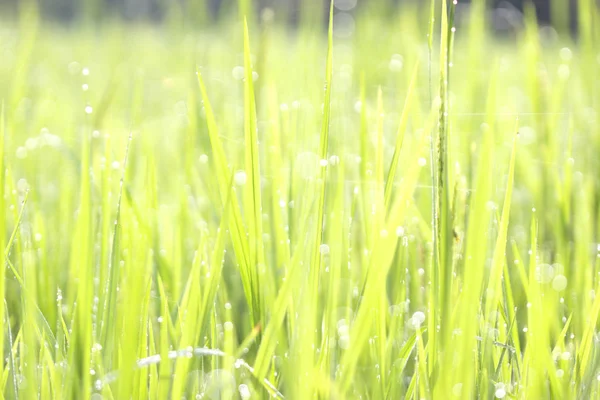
[1,0,600,399]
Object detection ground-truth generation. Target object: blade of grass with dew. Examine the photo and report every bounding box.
[156,274,171,400]
[384,61,419,212]
[375,86,384,198]
[116,210,151,400]
[98,132,112,337]
[432,0,456,374]
[133,271,153,400]
[447,115,494,399]
[338,110,433,394]
[427,0,439,376]
[99,133,132,370]
[317,157,346,379]
[484,122,518,321]
[522,215,556,399]
[66,130,93,399]
[174,253,210,395]
[243,18,266,329]
[252,191,314,380]
[372,87,389,397]
[358,73,372,252]
[168,231,207,400]
[481,122,518,397]
[385,331,418,397]
[294,1,333,398]
[3,301,18,399]
[196,67,259,328]
[0,102,5,387]
[265,84,291,272]
[310,0,334,300]
[577,258,600,384]
[198,182,232,339]
[416,327,431,397]
[501,259,523,375]
[21,208,39,400]
[299,2,334,396]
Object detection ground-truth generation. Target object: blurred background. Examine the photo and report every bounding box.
[0,0,582,34]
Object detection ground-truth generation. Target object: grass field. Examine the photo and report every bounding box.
[1,0,600,398]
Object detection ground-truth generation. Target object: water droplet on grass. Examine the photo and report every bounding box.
[388,54,403,72]
[16,146,28,159]
[206,369,237,396]
[494,387,506,399]
[409,311,426,329]
[232,66,244,80]
[329,155,340,166]
[238,384,251,399]
[560,47,573,62]
[535,263,554,283]
[452,383,463,397]
[552,275,568,291]
[17,178,28,193]
[338,334,350,349]
[234,170,247,186]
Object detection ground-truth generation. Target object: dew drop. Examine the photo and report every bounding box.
[232,66,244,80]
[552,275,568,292]
[234,170,247,186]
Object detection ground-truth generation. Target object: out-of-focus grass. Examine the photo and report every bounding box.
[1,0,600,398]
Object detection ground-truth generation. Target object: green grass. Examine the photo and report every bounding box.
[1,0,600,398]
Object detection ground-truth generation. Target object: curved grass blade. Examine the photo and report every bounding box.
[484,121,518,320]
[99,133,133,370]
[243,18,266,328]
[0,103,5,384]
[338,111,433,394]
[384,61,419,211]
[196,68,261,329]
